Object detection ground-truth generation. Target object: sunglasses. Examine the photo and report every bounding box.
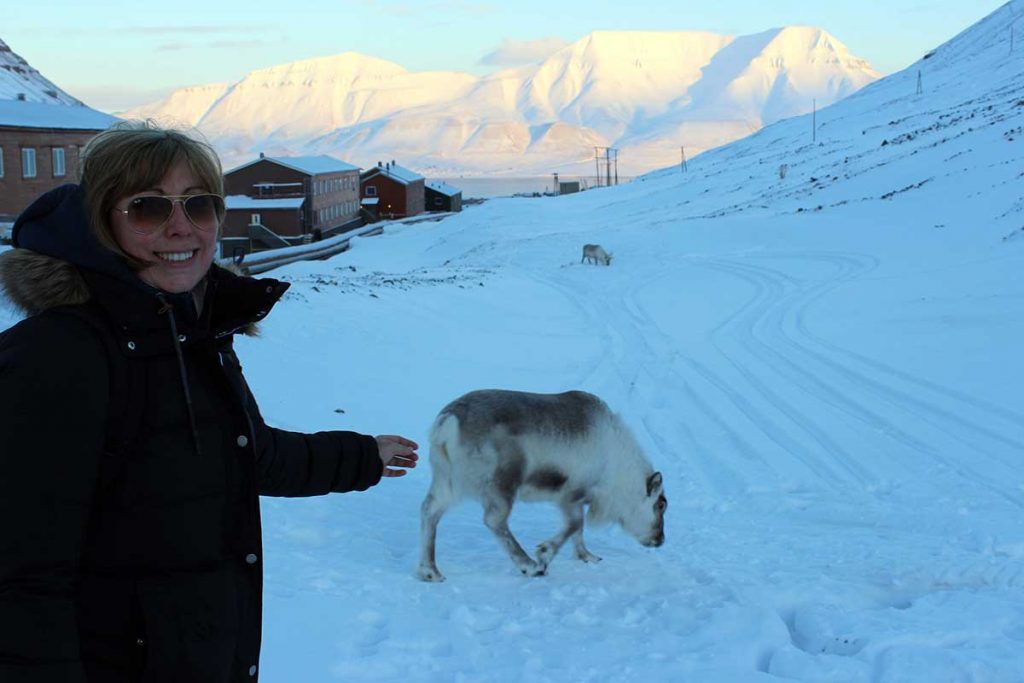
[113,194,226,235]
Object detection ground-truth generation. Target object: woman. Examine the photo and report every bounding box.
[0,121,418,682]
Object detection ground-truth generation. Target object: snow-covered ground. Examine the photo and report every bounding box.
[2,3,1023,681]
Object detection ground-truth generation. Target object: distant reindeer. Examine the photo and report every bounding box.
[417,389,666,582]
[581,244,612,265]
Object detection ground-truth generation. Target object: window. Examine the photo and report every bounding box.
[0,147,4,178]
[366,185,377,196]
[22,148,37,178]
[52,148,66,177]
[250,213,261,225]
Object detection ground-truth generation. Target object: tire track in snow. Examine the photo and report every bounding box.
[703,252,1024,507]
[533,268,754,499]
[739,252,1024,465]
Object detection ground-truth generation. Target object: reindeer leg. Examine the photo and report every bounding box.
[483,495,543,577]
[416,487,452,582]
[536,501,583,572]
[571,526,602,564]
[537,501,601,570]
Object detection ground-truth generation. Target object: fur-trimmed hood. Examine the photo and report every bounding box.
[0,248,93,317]
[0,184,288,336]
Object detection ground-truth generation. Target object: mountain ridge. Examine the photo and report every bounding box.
[124,27,881,175]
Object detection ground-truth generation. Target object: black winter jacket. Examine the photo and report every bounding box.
[0,185,383,682]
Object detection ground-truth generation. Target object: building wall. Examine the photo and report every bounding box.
[225,159,361,236]
[309,170,361,236]
[425,188,462,212]
[405,179,425,216]
[361,173,425,218]
[0,126,99,220]
[222,208,304,239]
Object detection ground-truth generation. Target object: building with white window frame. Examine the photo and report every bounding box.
[0,99,116,221]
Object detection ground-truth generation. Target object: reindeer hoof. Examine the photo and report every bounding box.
[518,560,547,577]
[416,565,446,582]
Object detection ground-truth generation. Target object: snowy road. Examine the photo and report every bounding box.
[240,200,1024,682]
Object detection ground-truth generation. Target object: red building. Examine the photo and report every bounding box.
[222,154,361,255]
[360,161,425,219]
[0,99,116,223]
[425,180,463,213]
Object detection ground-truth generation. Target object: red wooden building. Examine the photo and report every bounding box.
[221,154,361,256]
[359,161,424,219]
[0,99,116,223]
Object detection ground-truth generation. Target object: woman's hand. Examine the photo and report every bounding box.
[375,435,419,478]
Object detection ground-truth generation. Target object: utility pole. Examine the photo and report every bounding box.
[916,70,923,96]
[593,147,618,187]
[680,146,688,173]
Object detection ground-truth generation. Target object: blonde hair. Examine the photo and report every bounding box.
[80,120,224,264]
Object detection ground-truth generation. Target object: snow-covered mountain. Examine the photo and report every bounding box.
[0,38,84,105]
[0,39,118,142]
[124,28,879,175]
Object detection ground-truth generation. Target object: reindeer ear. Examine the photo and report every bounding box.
[646,471,663,496]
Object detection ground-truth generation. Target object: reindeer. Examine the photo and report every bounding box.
[417,389,666,581]
[581,244,612,265]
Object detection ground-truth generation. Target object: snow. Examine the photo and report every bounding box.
[0,38,82,106]
[226,155,360,176]
[225,195,305,211]
[1,2,1023,680]
[363,162,424,185]
[122,27,880,176]
[426,181,462,197]
[0,39,117,130]
[0,98,117,131]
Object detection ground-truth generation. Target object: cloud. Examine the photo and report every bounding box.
[129,25,272,35]
[20,24,275,37]
[479,37,569,67]
[156,40,267,52]
[345,0,496,15]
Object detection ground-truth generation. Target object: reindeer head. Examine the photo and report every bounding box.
[618,471,666,547]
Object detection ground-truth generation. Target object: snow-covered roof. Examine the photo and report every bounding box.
[226,154,358,176]
[0,99,117,131]
[360,197,380,205]
[426,180,461,197]
[225,195,305,210]
[362,162,424,185]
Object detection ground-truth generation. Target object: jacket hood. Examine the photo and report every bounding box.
[0,184,288,332]
[14,184,149,290]
[0,183,163,316]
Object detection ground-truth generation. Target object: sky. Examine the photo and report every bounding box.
[4,0,1010,112]
[2,2,1023,678]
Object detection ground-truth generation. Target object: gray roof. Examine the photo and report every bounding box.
[0,99,117,131]
[227,154,359,176]
[362,162,424,185]
[225,195,305,210]
[426,180,462,197]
